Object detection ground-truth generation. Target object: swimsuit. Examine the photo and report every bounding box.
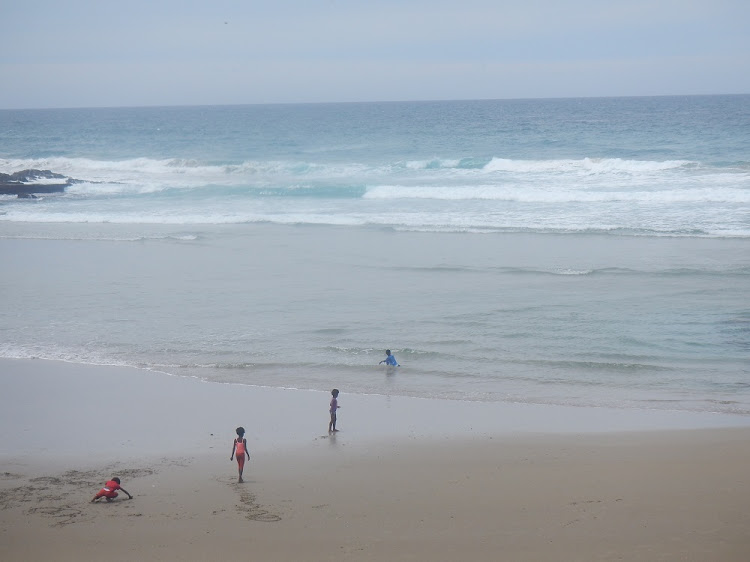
[94,480,121,499]
[235,438,247,470]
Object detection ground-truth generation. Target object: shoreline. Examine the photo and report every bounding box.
[2,358,750,560]
[2,357,748,466]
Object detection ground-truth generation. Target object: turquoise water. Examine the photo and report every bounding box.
[1,96,749,415]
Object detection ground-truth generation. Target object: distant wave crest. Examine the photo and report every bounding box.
[0,155,720,190]
[484,156,693,173]
[2,155,748,237]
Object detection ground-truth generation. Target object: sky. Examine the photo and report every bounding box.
[1,0,749,109]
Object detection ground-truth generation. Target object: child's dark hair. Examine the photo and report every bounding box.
[331,388,339,396]
[112,477,121,484]
[236,427,245,437]
[386,349,391,355]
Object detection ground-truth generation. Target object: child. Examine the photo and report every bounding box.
[91,477,133,502]
[328,388,340,432]
[379,349,399,366]
[230,426,250,483]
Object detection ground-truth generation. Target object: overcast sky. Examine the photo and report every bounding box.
[1,0,748,109]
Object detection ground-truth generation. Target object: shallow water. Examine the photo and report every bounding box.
[1,222,748,415]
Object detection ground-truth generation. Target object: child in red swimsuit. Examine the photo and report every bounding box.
[91,477,133,502]
[230,426,250,483]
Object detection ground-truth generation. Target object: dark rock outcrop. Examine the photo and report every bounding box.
[0,169,76,197]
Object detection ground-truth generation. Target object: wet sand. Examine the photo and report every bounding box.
[1,359,749,561]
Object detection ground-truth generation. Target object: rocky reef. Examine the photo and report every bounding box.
[0,169,77,197]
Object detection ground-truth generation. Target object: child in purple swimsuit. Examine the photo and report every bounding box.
[328,388,340,432]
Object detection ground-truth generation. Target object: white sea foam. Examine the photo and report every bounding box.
[1,157,375,188]
[483,157,692,173]
[2,201,747,237]
[550,268,595,275]
[0,155,715,185]
[363,184,750,203]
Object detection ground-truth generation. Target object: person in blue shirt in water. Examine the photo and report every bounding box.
[379,349,399,367]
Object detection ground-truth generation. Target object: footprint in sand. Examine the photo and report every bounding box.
[225,481,281,522]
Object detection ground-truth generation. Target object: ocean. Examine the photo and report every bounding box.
[1,95,749,416]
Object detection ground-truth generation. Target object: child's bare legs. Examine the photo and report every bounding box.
[237,457,246,483]
[328,412,337,432]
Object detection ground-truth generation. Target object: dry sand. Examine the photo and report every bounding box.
[1,359,749,561]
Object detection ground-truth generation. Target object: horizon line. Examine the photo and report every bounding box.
[1,92,748,112]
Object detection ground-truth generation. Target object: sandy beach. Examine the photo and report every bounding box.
[2,358,749,561]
